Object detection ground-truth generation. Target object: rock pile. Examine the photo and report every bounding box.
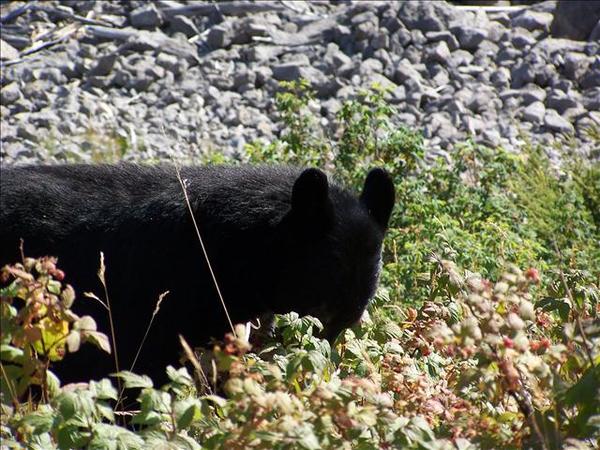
[1,0,598,165]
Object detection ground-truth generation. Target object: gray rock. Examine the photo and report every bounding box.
[233,67,256,91]
[325,44,352,68]
[169,15,199,38]
[426,41,451,65]
[581,67,600,90]
[511,28,537,49]
[425,31,459,51]
[544,109,574,133]
[0,121,17,141]
[130,3,162,29]
[0,39,19,61]
[1,82,21,105]
[563,52,590,82]
[390,85,406,103]
[398,1,446,33]
[582,88,600,110]
[482,128,501,147]
[393,59,423,85]
[511,10,553,32]
[522,101,546,123]
[393,28,412,47]
[496,46,520,66]
[431,68,450,87]
[467,92,493,113]
[511,62,535,88]
[371,30,390,50]
[424,112,456,140]
[367,73,396,91]
[207,25,230,49]
[452,26,487,51]
[89,53,118,77]
[547,90,580,114]
[271,61,305,81]
[490,67,511,88]
[448,49,474,68]
[156,52,179,73]
[17,123,39,142]
[521,85,547,104]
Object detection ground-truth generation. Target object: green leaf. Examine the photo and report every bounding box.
[175,398,202,429]
[57,392,77,420]
[90,378,118,400]
[56,425,90,449]
[0,344,24,363]
[21,408,54,434]
[88,423,144,450]
[166,365,193,387]
[113,371,153,389]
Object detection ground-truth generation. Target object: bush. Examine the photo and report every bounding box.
[2,81,599,449]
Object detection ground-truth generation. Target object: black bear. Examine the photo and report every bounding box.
[0,164,394,384]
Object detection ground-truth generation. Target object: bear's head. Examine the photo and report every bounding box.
[270,167,395,342]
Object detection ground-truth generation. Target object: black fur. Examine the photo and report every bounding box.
[0,164,394,383]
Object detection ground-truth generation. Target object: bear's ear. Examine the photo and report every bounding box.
[360,168,395,230]
[292,168,329,211]
[291,168,333,229]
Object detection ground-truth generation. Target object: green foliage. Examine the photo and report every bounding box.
[0,256,110,403]
[2,80,599,449]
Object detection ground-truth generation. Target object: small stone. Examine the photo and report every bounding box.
[89,53,118,77]
[448,49,474,68]
[169,15,198,38]
[582,88,600,110]
[393,59,422,85]
[521,85,547,105]
[490,67,511,88]
[482,128,501,147]
[156,52,179,72]
[359,58,384,76]
[0,82,20,105]
[0,39,19,60]
[522,101,546,123]
[544,109,574,133]
[425,31,459,51]
[207,25,229,49]
[564,52,590,82]
[467,92,493,113]
[17,123,38,142]
[511,62,535,88]
[547,90,580,114]
[452,26,487,51]
[271,62,305,81]
[511,28,537,49]
[38,68,66,85]
[130,3,163,29]
[426,41,451,65]
[511,10,553,32]
[371,31,390,50]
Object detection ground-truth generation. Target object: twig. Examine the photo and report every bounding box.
[0,362,19,408]
[115,290,169,409]
[35,4,114,27]
[96,252,122,397]
[179,334,212,394]
[19,24,80,57]
[129,291,170,373]
[160,1,285,19]
[174,166,236,337]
